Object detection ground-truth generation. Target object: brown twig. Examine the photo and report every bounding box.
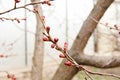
[0,1,49,15]
[0,17,25,22]
[90,16,120,31]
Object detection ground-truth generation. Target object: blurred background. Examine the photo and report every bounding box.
[0,0,120,80]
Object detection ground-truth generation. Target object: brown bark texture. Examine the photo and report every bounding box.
[52,0,114,80]
[31,0,44,80]
[75,52,120,68]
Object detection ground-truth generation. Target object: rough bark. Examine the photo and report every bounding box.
[74,52,120,68]
[52,0,114,80]
[31,0,44,80]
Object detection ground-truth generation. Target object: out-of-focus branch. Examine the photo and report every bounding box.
[0,1,51,15]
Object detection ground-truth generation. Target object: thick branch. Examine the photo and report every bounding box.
[71,0,114,52]
[74,52,120,68]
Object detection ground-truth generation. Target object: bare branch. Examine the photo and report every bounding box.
[73,52,120,68]
[0,1,51,15]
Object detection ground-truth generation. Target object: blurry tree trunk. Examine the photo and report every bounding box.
[31,0,44,80]
[52,0,114,80]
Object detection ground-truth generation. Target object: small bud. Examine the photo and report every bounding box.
[11,75,16,80]
[17,20,20,23]
[42,1,48,4]
[114,24,118,30]
[54,38,59,43]
[105,22,108,26]
[59,54,66,58]
[119,32,120,34]
[43,36,49,41]
[0,54,4,58]
[15,0,20,3]
[34,8,38,12]
[21,18,26,20]
[51,44,56,48]
[46,26,50,33]
[63,42,68,52]
[41,16,45,21]
[64,61,73,66]
[47,1,51,6]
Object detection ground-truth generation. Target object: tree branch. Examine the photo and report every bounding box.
[0,1,50,15]
[73,52,120,68]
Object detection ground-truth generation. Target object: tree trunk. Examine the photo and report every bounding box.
[52,0,114,80]
[31,0,44,80]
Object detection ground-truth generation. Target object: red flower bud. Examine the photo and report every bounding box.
[0,54,4,58]
[15,0,20,3]
[63,42,68,52]
[11,75,16,80]
[42,1,47,4]
[119,32,120,34]
[64,61,73,66]
[43,36,49,41]
[21,18,26,20]
[54,38,59,43]
[47,1,51,6]
[34,8,38,12]
[51,44,56,48]
[41,16,45,21]
[114,24,118,30]
[46,26,50,33]
[59,54,66,58]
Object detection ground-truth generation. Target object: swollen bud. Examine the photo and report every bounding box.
[47,1,51,6]
[41,16,45,21]
[54,38,59,43]
[43,36,49,41]
[34,8,38,12]
[64,61,73,66]
[15,0,20,3]
[0,54,4,58]
[63,42,68,52]
[21,18,26,20]
[11,74,16,80]
[51,44,56,48]
[42,1,47,4]
[59,54,66,58]
[46,26,50,33]
[114,24,118,30]
[119,32,120,35]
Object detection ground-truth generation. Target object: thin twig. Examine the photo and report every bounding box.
[84,71,94,80]
[0,1,43,15]
[80,65,120,79]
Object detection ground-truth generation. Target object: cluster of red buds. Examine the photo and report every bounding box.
[41,15,74,66]
[104,22,120,34]
[7,74,16,80]
[41,1,51,6]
